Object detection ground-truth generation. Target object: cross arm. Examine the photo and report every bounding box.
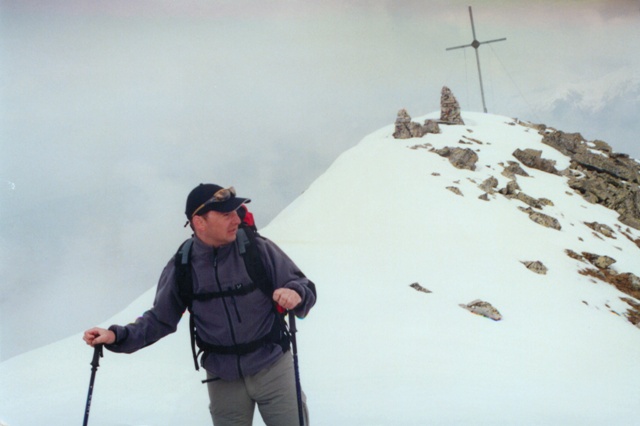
[445,43,473,51]
[478,37,507,46]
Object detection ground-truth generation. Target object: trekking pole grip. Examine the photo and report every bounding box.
[91,344,104,369]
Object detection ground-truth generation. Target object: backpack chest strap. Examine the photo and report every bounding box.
[192,282,258,301]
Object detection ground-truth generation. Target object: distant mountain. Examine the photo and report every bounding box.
[543,72,640,160]
[2,110,640,426]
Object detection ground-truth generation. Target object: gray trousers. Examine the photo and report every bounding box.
[206,353,309,426]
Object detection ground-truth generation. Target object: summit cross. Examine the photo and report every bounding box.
[446,6,506,113]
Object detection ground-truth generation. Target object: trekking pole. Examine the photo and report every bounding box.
[83,344,103,426]
[288,311,304,426]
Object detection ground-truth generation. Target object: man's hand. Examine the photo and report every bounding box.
[272,288,302,311]
[83,327,116,347]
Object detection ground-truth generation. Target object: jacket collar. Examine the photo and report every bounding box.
[191,235,236,257]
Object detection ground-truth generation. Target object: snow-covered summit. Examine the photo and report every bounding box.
[2,111,639,425]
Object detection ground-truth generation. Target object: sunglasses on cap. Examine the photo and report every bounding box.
[190,186,236,219]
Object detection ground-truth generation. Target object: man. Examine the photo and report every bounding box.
[84,183,316,425]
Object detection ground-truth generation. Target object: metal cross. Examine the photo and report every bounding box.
[446,6,506,113]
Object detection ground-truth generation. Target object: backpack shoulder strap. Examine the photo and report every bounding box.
[175,238,195,309]
[236,225,273,297]
[237,225,291,350]
[174,238,200,371]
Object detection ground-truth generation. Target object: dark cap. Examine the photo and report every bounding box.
[185,183,251,219]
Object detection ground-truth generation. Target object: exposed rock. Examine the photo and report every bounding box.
[497,181,549,209]
[478,176,499,194]
[459,299,502,321]
[512,148,560,175]
[591,139,613,154]
[571,244,638,328]
[423,120,441,135]
[440,86,464,125]
[410,143,431,150]
[461,135,483,145]
[580,269,640,299]
[579,264,640,328]
[621,298,640,329]
[565,249,586,262]
[515,192,545,209]
[616,273,640,292]
[519,207,562,230]
[393,109,413,139]
[409,282,432,294]
[499,180,520,196]
[539,130,640,230]
[408,121,426,138]
[584,221,616,239]
[436,147,479,171]
[582,252,617,269]
[447,186,463,196]
[521,260,548,275]
[568,171,640,229]
[478,193,490,201]
[541,131,588,156]
[619,190,640,230]
[573,151,639,183]
[501,161,530,179]
[616,225,640,249]
[517,120,547,133]
[393,109,441,139]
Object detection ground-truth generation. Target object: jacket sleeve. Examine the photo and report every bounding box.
[105,258,187,354]
[257,237,317,318]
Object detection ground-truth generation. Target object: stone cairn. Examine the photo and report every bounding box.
[392,109,440,139]
[393,86,465,139]
[440,86,464,125]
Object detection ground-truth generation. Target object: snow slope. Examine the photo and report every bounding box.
[2,111,639,426]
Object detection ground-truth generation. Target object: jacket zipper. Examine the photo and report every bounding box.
[230,293,243,323]
[212,248,244,378]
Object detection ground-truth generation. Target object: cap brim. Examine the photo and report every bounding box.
[204,197,251,214]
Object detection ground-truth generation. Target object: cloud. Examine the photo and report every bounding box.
[545,81,640,155]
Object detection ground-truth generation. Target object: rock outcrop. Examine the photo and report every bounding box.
[518,207,562,230]
[478,176,499,194]
[435,147,479,171]
[512,148,560,175]
[501,161,530,179]
[584,221,616,238]
[538,131,640,230]
[569,249,640,328]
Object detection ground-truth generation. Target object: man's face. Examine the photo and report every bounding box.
[195,209,242,247]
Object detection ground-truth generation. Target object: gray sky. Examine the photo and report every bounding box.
[1,0,639,360]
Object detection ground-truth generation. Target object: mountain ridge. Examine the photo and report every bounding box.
[265,110,640,328]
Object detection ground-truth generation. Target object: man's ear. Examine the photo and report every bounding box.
[191,214,205,232]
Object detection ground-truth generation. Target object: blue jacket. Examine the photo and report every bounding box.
[106,234,316,381]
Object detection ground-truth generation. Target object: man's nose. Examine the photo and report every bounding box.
[232,210,241,223]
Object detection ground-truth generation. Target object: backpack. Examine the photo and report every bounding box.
[175,206,290,371]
